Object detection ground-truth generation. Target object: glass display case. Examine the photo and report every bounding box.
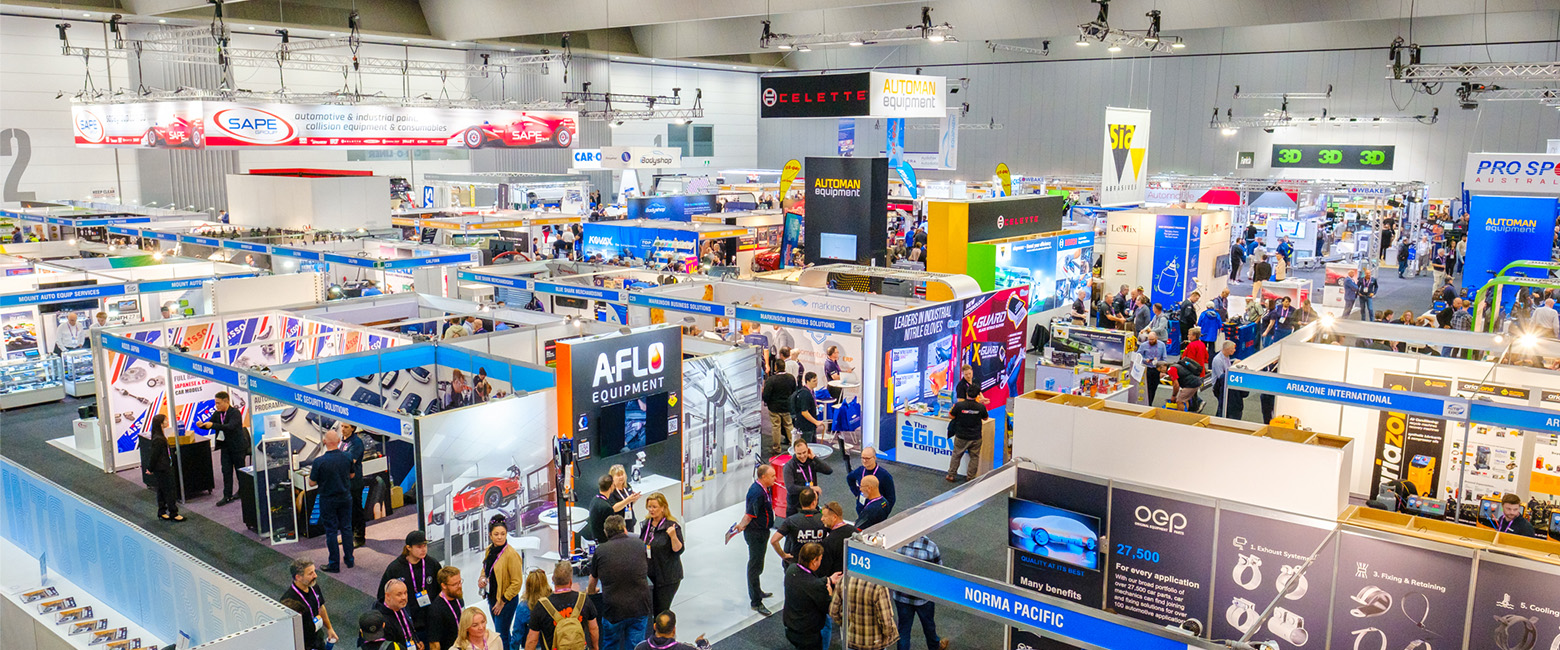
[61,348,95,397]
[0,355,65,409]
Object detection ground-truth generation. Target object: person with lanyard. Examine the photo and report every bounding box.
[782,543,837,650]
[1262,297,1296,347]
[426,567,464,650]
[55,312,87,353]
[845,447,895,516]
[588,474,641,544]
[452,606,503,650]
[783,438,833,517]
[1137,330,1170,406]
[738,465,779,617]
[378,530,444,645]
[771,487,827,567]
[357,611,401,650]
[283,559,335,650]
[632,611,706,650]
[524,561,598,650]
[816,502,857,579]
[822,345,845,401]
[201,391,249,507]
[478,515,524,650]
[1357,268,1378,321]
[856,476,892,530]
[1490,493,1537,536]
[586,515,652,650]
[608,465,642,533]
[953,365,985,404]
[790,373,826,445]
[342,423,367,549]
[640,493,685,617]
[376,579,419,650]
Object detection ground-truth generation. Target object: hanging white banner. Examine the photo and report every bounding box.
[1101,107,1151,207]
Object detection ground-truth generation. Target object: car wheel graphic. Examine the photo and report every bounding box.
[484,487,503,509]
[189,129,203,147]
[553,128,572,148]
[142,131,158,147]
[464,128,486,149]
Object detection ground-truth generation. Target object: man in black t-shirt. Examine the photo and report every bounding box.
[945,398,989,482]
[426,566,463,650]
[771,487,827,565]
[586,516,651,648]
[816,502,857,579]
[526,561,599,650]
[791,372,824,444]
[281,559,334,650]
[586,474,618,543]
[782,439,833,517]
[783,543,835,650]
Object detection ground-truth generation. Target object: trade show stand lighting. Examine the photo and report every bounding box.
[760,7,956,50]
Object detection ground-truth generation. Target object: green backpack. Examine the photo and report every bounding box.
[539,593,588,650]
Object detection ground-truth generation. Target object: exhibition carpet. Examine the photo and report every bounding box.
[0,397,377,645]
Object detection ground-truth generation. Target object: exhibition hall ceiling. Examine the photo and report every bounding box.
[2,0,1554,66]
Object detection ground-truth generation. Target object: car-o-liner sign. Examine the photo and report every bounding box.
[211,107,296,145]
[74,110,106,144]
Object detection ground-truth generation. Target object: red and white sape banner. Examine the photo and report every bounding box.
[72,101,578,150]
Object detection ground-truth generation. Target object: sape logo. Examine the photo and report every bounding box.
[212,107,295,144]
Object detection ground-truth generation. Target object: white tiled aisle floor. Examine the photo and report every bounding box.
[672,501,787,643]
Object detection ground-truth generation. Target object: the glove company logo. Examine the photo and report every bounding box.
[212,107,295,144]
[1107,123,1147,186]
[74,110,105,143]
[901,419,952,456]
[1133,505,1188,534]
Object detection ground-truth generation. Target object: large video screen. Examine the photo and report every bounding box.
[1008,497,1101,571]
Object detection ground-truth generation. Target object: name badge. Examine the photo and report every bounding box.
[858,493,867,506]
[313,615,323,630]
[415,591,431,607]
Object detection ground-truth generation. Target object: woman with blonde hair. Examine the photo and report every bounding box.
[607,464,642,532]
[520,568,550,611]
[452,605,501,650]
[639,492,685,616]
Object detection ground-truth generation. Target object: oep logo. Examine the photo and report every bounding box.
[213,107,295,144]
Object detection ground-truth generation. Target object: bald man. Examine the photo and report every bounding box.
[309,428,356,572]
[855,476,891,530]
[846,447,896,515]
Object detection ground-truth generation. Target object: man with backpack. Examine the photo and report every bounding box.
[526,561,599,650]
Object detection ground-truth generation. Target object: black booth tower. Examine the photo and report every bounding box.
[803,157,889,266]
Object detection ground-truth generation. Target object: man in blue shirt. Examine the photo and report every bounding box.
[893,537,948,650]
[1277,237,1294,265]
[846,447,895,515]
[737,465,779,616]
[855,475,892,530]
[1341,270,1360,319]
[341,423,367,548]
[309,428,355,572]
[1197,305,1223,347]
[1210,288,1230,321]
[361,280,383,296]
[1137,331,1169,406]
[1210,341,1239,419]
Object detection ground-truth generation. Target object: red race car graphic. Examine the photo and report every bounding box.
[458,113,576,149]
[141,116,204,148]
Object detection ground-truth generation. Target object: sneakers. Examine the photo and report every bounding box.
[752,604,774,617]
[345,557,355,569]
[322,564,341,573]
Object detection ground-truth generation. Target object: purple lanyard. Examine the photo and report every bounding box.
[393,607,412,640]
[799,462,814,485]
[442,595,460,621]
[409,559,425,592]
[640,519,662,545]
[1497,517,1516,533]
[864,497,884,510]
[291,585,318,618]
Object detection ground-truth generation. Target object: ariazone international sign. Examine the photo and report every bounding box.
[760,72,946,119]
[1464,152,1560,194]
[71,101,578,150]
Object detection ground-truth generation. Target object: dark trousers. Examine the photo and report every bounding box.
[319,496,353,567]
[786,628,824,650]
[1227,389,1247,420]
[492,598,517,650]
[351,477,367,542]
[895,600,940,650]
[651,581,680,618]
[219,448,247,499]
[1259,394,1276,425]
[152,469,179,517]
[1145,366,1162,405]
[1214,379,1228,418]
[745,528,768,607]
[1229,262,1242,282]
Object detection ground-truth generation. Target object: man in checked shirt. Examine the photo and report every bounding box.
[829,566,898,650]
[892,536,949,650]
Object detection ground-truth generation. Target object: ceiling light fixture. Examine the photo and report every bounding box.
[1075,35,1089,46]
[759,6,954,51]
[1078,3,1183,54]
[1108,45,1122,53]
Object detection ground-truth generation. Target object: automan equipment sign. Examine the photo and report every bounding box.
[760,72,946,119]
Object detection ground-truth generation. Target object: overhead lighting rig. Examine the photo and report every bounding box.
[568,83,703,122]
[986,40,1049,57]
[1076,0,1184,54]
[1232,85,1332,101]
[760,6,955,51]
[1210,107,1438,131]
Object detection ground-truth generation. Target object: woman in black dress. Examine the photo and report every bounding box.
[142,414,184,522]
[639,492,684,616]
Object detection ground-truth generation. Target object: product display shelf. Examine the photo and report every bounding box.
[60,349,94,397]
[1340,506,1560,566]
[0,538,165,650]
[0,355,65,409]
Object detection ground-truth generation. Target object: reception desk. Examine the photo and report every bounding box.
[891,409,996,474]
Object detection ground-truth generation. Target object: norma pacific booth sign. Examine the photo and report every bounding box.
[72,101,578,150]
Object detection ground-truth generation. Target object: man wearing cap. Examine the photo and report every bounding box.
[377,530,444,645]
[357,611,399,650]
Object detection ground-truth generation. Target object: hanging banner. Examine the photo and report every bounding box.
[1463,152,1560,195]
[74,101,579,149]
[837,120,856,156]
[996,163,1012,197]
[1102,107,1151,207]
[759,72,945,119]
[1372,373,1454,500]
[1106,488,1217,633]
[779,159,802,199]
[936,110,959,170]
[601,146,682,169]
[886,118,919,200]
[1327,532,1474,650]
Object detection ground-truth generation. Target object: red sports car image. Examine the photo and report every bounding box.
[459,113,576,149]
[141,116,204,148]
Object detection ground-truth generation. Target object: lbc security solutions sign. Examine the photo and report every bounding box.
[1465,152,1560,195]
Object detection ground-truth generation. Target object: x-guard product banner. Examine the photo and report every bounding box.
[72,101,579,149]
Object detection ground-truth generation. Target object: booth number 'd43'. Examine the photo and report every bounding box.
[1270,145,1394,170]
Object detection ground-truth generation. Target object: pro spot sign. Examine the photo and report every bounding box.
[1464,152,1560,194]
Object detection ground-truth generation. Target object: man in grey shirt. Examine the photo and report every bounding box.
[1210,341,1236,418]
[1131,296,1152,335]
[1138,331,1169,406]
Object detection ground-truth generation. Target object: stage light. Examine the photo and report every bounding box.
[1170,39,1186,49]
[1221,127,1238,136]
[927,33,946,43]
[1107,45,1122,52]
[1518,333,1539,350]
[1319,312,1336,328]
[1492,334,1505,345]
[777,43,793,50]
[1076,36,1090,46]
[152,252,164,261]
[849,41,864,46]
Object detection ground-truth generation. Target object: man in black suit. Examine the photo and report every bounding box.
[200,391,248,506]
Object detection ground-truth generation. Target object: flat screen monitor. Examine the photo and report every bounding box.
[1007,498,1100,571]
[819,232,857,261]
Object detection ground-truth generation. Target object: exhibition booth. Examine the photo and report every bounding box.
[1,204,197,244]
[1,458,302,650]
[579,219,747,271]
[390,208,582,256]
[1101,208,1232,323]
[423,172,592,213]
[1227,319,1560,521]
[923,194,1070,301]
